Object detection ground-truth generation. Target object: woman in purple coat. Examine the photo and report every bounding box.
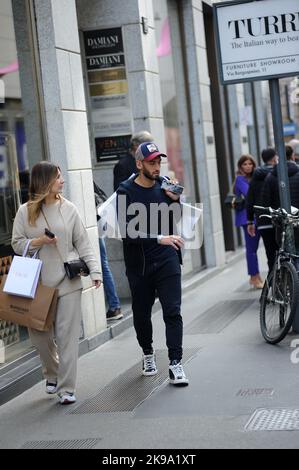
[234,155,264,289]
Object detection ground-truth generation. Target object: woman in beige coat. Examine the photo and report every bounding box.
[12,161,102,404]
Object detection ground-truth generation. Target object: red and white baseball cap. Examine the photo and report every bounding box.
[135,142,167,161]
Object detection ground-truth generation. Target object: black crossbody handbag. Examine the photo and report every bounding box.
[42,209,90,280]
[63,259,89,280]
[224,193,245,212]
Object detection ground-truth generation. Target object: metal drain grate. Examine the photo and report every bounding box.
[185,299,255,334]
[21,438,101,449]
[70,348,199,414]
[245,408,299,431]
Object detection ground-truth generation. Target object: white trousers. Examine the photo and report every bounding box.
[28,289,82,395]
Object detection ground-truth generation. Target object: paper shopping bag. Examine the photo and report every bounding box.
[0,276,58,331]
[176,202,203,250]
[3,255,42,298]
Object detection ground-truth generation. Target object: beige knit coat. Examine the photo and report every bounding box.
[12,198,102,297]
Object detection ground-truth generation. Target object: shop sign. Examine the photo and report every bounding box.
[83,28,124,56]
[95,135,132,161]
[83,28,133,161]
[283,121,298,136]
[214,0,299,84]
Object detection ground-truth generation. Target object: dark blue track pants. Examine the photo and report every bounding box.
[127,256,183,362]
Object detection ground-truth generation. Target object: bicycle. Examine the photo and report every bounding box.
[254,205,299,344]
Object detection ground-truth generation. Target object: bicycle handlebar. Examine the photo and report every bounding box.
[253,205,299,223]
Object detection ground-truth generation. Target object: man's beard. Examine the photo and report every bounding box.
[142,167,156,181]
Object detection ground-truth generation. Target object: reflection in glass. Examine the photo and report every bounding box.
[154,1,184,186]
[0,0,32,368]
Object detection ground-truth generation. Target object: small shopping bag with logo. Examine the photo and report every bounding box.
[3,240,42,298]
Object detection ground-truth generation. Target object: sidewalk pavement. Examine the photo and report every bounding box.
[1,247,299,449]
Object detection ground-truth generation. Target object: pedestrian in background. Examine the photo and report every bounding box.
[12,161,102,405]
[116,142,189,386]
[263,145,299,211]
[262,145,299,262]
[286,144,296,162]
[234,155,264,289]
[113,130,153,191]
[246,148,279,274]
[288,139,299,165]
[94,181,123,321]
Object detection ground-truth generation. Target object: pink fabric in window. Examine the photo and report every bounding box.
[156,18,171,57]
[0,60,19,76]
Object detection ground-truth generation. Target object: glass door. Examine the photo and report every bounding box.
[0,133,21,253]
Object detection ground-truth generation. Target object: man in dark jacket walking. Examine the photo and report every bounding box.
[246,148,278,272]
[262,146,299,261]
[113,130,153,191]
[116,141,188,386]
[263,147,299,211]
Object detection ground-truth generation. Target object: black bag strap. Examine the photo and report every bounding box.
[94,181,108,203]
[41,208,65,264]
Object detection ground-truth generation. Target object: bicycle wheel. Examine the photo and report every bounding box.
[260,261,299,344]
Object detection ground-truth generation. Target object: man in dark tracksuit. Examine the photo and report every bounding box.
[116,141,188,386]
[246,148,279,273]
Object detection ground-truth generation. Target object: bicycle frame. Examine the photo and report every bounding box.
[255,205,299,305]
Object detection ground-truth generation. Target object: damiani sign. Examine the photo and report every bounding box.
[214,0,299,84]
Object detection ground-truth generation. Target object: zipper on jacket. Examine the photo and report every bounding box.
[141,244,145,276]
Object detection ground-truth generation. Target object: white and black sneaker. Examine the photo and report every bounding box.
[142,352,158,376]
[58,392,76,405]
[46,380,57,394]
[169,360,189,386]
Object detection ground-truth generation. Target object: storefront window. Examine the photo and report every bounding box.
[154,0,203,272]
[153,0,184,186]
[0,0,35,368]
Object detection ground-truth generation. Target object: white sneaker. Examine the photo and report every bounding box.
[142,352,158,376]
[46,380,57,394]
[58,392,76,404]
[169,360,189,386]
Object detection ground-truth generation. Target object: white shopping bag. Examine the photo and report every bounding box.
[97,173,136,239]
[176,202,203,250]
[3,241,42,298]
[97,191,121,239]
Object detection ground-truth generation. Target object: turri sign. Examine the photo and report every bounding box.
[214,0,299,84]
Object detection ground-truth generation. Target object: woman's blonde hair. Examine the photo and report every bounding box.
[27,161,61,225]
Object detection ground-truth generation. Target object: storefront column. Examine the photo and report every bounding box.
[76,0,167,297]
[32,0,106,336]
[252,82,268,156]
[244,82,259,159]
[225,85,243,169]
[11,0,45,168]
[180,0,225,267]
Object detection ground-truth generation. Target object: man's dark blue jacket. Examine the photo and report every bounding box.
[116,175,182,275]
